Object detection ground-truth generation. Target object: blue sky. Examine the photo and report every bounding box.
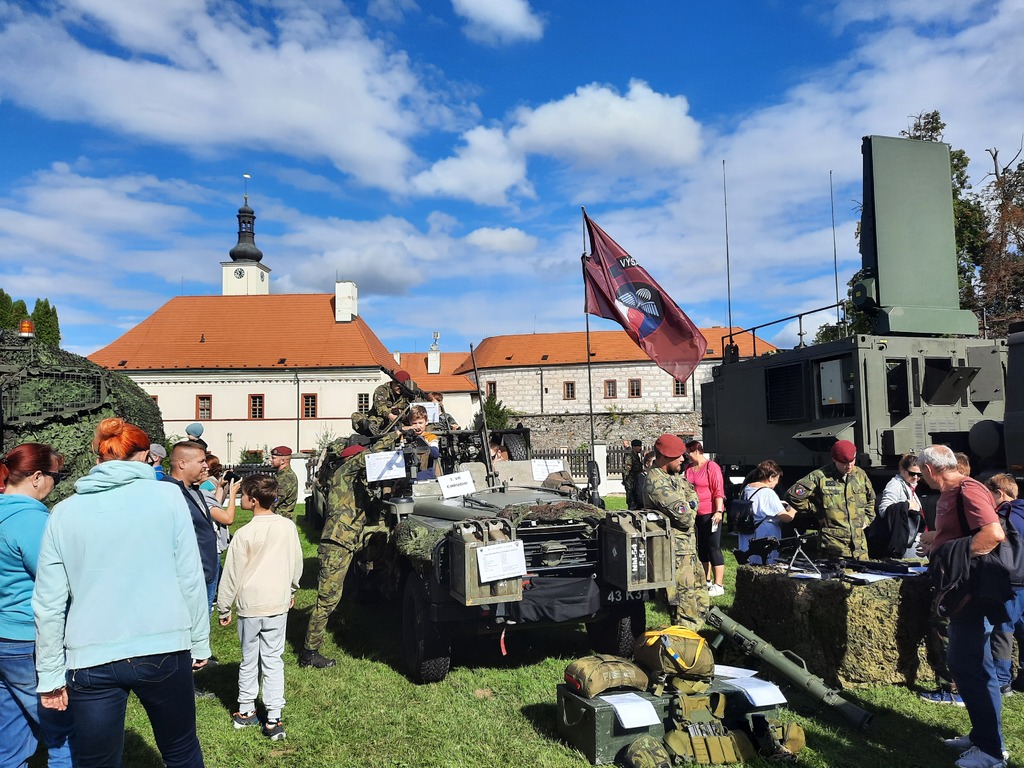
[1,0,1021,358]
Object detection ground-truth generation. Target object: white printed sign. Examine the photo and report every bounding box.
[476,540,527,583]
[532,458,565,481]
[412,401,440,422]
[437,470,476,499]
[365,450,406,482]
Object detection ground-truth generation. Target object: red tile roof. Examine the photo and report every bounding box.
[453,328,776,373]
[396,352,477,393]
[88,295,397,371]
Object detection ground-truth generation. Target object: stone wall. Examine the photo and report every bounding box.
[515,412,704,451]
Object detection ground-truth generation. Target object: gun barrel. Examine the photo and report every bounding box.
[708,606,872,731]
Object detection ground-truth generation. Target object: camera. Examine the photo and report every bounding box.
[224,470,241,483]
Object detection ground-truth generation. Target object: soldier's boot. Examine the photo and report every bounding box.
[299,648,336,669]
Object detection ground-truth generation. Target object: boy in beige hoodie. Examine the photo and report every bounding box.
[216,474,303,741]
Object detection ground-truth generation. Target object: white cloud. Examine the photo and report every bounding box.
[411,126,533,205]
[450,0,543,45]
[464,227,537,254]
[511,80,701,171]
[0,4,464,192]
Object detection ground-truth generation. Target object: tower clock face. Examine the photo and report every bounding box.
[234,267,245,279]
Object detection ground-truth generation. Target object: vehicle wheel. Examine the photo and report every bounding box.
[586,600,646,658]
[402,573,452,683]
[504,432,529,461]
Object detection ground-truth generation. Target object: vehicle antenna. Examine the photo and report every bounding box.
[722,160,733,343]
[830,170,842,330]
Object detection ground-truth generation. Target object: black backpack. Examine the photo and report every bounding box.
[728,488,764,535]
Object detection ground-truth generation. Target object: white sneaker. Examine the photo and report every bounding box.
[708,584,725,597]
[945,738,1010,761]
[955,746,1007,768]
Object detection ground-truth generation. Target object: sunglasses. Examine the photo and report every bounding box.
[44,471,69,483]
[907,471,922,478]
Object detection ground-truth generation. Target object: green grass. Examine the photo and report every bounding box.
[56,499,1024,766]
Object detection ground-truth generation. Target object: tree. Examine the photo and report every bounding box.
[0,289,14,330]
[31,298,61,346]
[977,145,1024,336]
[814,111,990,342]
[11,299,28,326]
[476,394,516,430]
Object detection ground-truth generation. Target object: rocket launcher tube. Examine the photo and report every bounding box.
[707,606,873,731]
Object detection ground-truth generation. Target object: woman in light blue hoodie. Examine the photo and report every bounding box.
[0,442,74,768]
[34,418,210,768]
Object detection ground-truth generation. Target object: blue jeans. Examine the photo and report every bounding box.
[947,603,1004,759]
[66,650,204,768]
[993,586,1024,687]
[0,638,74,768]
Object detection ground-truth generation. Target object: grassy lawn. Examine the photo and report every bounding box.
[92,498,1023,767]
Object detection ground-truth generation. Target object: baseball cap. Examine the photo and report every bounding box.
[148,444,167,459]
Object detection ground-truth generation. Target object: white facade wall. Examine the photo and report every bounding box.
[474,360,716,416]
[133,369,479,468]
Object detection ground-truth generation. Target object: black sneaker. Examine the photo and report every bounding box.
[232,710,259,729]
[299,648,336,668]
[263,719,286,741]
[999,683,1013,698]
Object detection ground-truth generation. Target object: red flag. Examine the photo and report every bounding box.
[582,213,707,382]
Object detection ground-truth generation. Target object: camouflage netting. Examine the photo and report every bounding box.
[728,565,934,689]
[496,499,605,528]
[1,337,164,504]
[394,520,446,567]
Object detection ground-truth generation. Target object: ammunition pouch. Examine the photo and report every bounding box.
[663,693,756,765]
[563,654,648,698]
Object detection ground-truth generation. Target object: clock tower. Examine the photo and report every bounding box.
[221,196,271,296]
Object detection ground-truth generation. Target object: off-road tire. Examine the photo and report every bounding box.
[586,599,646,658]
[504,432,529,461]
[402,573,452,683]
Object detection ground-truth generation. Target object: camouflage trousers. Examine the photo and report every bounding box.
[665,540,709,631]
[303,541,356,652]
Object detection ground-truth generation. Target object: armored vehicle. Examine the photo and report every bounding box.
[0,325,164,500]
[306,425,675,683]
[702,136,1011,488]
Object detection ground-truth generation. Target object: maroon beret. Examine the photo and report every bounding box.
[339,445,366,460]
[654,433,686,459]
[270,445,293,457]
[394,369,411,383]
[831,440,857,463]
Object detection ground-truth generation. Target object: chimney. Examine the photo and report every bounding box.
[427,331,441,374]
[335,281,358,322]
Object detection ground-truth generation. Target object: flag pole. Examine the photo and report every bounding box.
[581,207,601,506]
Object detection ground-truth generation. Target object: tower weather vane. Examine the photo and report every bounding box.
[243,173,251,203]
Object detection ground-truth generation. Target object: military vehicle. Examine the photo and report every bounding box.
[306,423,675,683]
[0,324,165,500]
[702,135,1018,488]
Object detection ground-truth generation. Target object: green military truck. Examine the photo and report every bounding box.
[702,135,1017,489]
[307,426,675,682]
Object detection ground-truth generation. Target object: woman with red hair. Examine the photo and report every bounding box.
[0,442,74,768]
[34,418,210,768]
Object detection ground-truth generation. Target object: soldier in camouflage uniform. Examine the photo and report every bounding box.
[299,433,402,668]
[641,433,708,631]
[269,445,297,521]
[622,439,645,510]
[785,439,876,561]
[350,370,415,435]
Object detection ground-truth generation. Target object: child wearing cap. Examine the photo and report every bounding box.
[216,474,303,741]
